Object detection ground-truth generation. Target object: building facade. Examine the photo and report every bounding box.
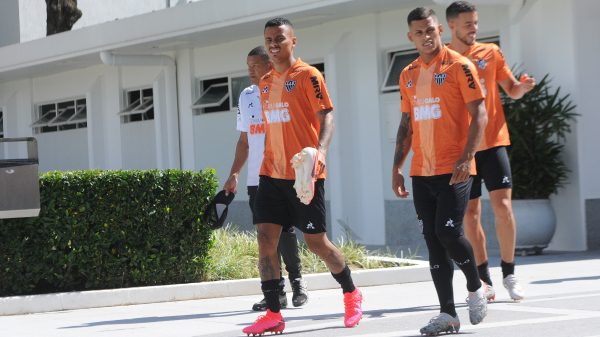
[0,0,598,252]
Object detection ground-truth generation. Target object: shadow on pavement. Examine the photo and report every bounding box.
[482,250,600,267]
[58,304,443,330]
[59,310,250,329]
[530,275,600,284]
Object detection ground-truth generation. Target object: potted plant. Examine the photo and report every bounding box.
[502,73,578,254]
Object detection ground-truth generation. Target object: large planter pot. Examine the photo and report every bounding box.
[513,199,556,255]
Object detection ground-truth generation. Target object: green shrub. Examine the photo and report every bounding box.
[205,225,408,281]
[503,73,578,199]
[0,169,217,297]
[205,226,260,281]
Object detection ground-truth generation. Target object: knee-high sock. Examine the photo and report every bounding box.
[262,279,282,312]
[424,233,457,317]
[438,234,482,292]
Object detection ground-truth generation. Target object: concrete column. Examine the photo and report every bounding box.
[102,67,123,169]
[326,15,386,245]
[86,77,103,168]
[175,49,196,170]
[153,71,167,169]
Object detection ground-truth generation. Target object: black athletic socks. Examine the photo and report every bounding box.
[478,261,493,286]
[332,265,356,293]
[501,260,515,279]
[261,279,282,313]
[479,260,516,282]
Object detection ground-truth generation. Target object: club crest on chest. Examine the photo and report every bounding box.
[285,80,297,92]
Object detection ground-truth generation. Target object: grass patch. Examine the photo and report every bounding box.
[204,225,414,282]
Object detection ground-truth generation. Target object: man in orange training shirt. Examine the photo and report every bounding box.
[241,17,363,336]
[392,7,489,335]
[447,1,536,302]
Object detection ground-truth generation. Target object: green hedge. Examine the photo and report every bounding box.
[0,169,217,297]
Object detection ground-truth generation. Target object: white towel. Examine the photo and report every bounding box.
[290,147,319,205]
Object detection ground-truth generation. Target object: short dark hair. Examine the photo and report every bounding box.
[446,1,477,21]
[247,46,270,63]
[407,7,437,25]
[264,17,294,30]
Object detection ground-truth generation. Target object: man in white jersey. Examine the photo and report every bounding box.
[224,46,308,311]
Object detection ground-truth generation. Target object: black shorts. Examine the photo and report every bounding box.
[248,185,294,233]
[470,146,513,199]
[412,175,472,237]
[254,176,326,234]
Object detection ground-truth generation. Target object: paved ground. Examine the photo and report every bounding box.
[2,251,600,337]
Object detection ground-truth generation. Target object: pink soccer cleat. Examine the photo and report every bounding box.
[343,288,363,328]
[242,309,285,336]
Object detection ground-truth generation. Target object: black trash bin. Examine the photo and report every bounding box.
[0,137,40,218]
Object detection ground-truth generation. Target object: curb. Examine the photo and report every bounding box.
[0,258,430,316]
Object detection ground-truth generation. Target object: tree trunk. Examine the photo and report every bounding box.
[46,0,82,36]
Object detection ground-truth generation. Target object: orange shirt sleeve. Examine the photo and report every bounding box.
[304,68,333,114]
[456,60,485,104]
[493,45,512,82]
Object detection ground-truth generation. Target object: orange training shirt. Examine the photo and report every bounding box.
[259,59,333,180]
[399,46,485,177]
[460,42,513,150]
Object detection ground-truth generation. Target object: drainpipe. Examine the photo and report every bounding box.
[100,51,181,169]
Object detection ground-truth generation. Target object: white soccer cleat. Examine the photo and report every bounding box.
[419,313,460,335]
[466,286,488,325]
[503,274,525,301]
[290,147,318,205]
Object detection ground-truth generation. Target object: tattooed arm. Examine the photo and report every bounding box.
[392,112,412,198]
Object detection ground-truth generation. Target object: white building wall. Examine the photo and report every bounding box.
[193,112,239,183]
[73,0,167,31]
[121,121,157,169]
[31,67,103,171]
[0,63,167,172]
[119,66,162,169]
[17,0,45,44]
[302,15,387,244]
[507,0,585,251]
[37,129,89,171]
[121,66,162,91]
[573,0,600,200]
[19,0,168,43]
[571,0,600,250]
[32,66,102,103]
[0,0,21,47]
